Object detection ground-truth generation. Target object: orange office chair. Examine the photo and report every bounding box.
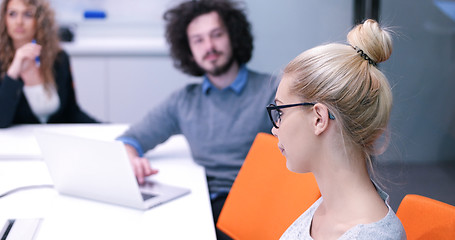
[217,133,321,240]
[396,194,455,240]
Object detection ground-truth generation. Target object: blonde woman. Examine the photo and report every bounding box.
[0,0,98,128]
[267,19,406,239]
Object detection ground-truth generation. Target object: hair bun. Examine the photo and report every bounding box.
[347,19,392,64]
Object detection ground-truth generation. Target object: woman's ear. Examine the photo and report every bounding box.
[312,103,330,136]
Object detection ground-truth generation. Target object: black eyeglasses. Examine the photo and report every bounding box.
[266,103,335,128]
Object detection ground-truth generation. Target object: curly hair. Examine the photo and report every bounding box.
[163,0,253,76]
[0,0,60,89]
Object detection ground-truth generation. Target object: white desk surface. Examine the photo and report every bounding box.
[0,124,130,159]
[0,124,216,240]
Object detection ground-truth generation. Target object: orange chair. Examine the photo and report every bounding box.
[217,133,321,240]
[396,194,455,240]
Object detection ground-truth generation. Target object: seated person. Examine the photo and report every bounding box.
[0,0,98,128]
[117,1,278,238]
[268,19,406,239]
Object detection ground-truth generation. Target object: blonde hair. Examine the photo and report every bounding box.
[284,19,393,171]
[0,0,60,90]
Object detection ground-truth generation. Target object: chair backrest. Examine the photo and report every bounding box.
[396,194,455,240]
[217,133,321,240]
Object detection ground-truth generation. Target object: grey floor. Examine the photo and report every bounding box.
[377,161,455,211]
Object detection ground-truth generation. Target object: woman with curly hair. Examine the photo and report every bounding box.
[0,0,98,128]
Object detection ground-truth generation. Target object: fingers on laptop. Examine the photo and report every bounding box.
[135,157,158,184]
[141,158,158,176]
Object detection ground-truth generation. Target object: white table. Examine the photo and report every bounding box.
[0,124,216,240]
[0,124,130,159]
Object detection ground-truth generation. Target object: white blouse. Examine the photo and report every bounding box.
[23,84,60,123]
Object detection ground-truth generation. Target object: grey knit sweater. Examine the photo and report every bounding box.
[119,69,279,193]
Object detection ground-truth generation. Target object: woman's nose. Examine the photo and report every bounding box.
[16,15,24,24]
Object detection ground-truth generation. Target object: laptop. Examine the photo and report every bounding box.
[34,130,190,210]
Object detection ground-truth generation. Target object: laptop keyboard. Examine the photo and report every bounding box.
[141,193,157,201]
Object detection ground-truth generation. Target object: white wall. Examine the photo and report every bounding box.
[245,0,352,75]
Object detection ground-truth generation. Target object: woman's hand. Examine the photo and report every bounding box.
[7,42,42,85]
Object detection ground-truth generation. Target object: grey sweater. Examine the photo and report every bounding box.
[119,69,279,193]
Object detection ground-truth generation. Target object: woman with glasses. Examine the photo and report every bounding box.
[269,19,406,239]
[0,0,98,128]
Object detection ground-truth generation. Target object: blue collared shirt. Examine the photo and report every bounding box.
[201,64,248,95]
[116,136,145,156]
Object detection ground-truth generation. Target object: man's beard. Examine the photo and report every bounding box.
[205,55,235,77]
